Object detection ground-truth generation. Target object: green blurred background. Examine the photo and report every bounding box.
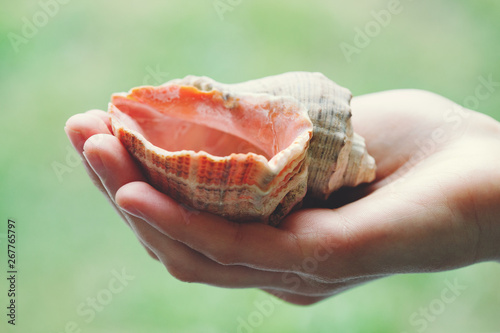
[1,0,499,332]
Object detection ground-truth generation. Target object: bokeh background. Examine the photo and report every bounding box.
[1,0,499,332]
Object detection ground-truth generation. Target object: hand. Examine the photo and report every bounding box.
[65,90,500,305]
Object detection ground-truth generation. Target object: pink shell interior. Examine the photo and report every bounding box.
[111,85,311,168]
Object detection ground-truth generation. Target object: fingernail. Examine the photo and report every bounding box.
[83,150,107,179]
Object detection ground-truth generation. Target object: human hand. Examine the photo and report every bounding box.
[65,90,500,305]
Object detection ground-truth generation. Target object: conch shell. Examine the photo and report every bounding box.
[109,72,375,225]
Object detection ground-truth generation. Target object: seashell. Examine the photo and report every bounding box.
[109,72,375,225]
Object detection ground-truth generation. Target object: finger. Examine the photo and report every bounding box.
[83,134,147,198]
[65,111,112,153]
[115,181,305,272]
[81,133,159,259]
[65,112,157,260]
[65,112,129,210]
[85,109,113,132]
[260,273,380,305]
[65,112,124,207]
[133,207,380,292]
[260,289,328,306]
[122,209,305,289]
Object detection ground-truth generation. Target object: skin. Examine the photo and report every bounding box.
[65,90,500,305]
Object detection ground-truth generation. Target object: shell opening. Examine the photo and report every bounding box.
[111,85,312,165]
